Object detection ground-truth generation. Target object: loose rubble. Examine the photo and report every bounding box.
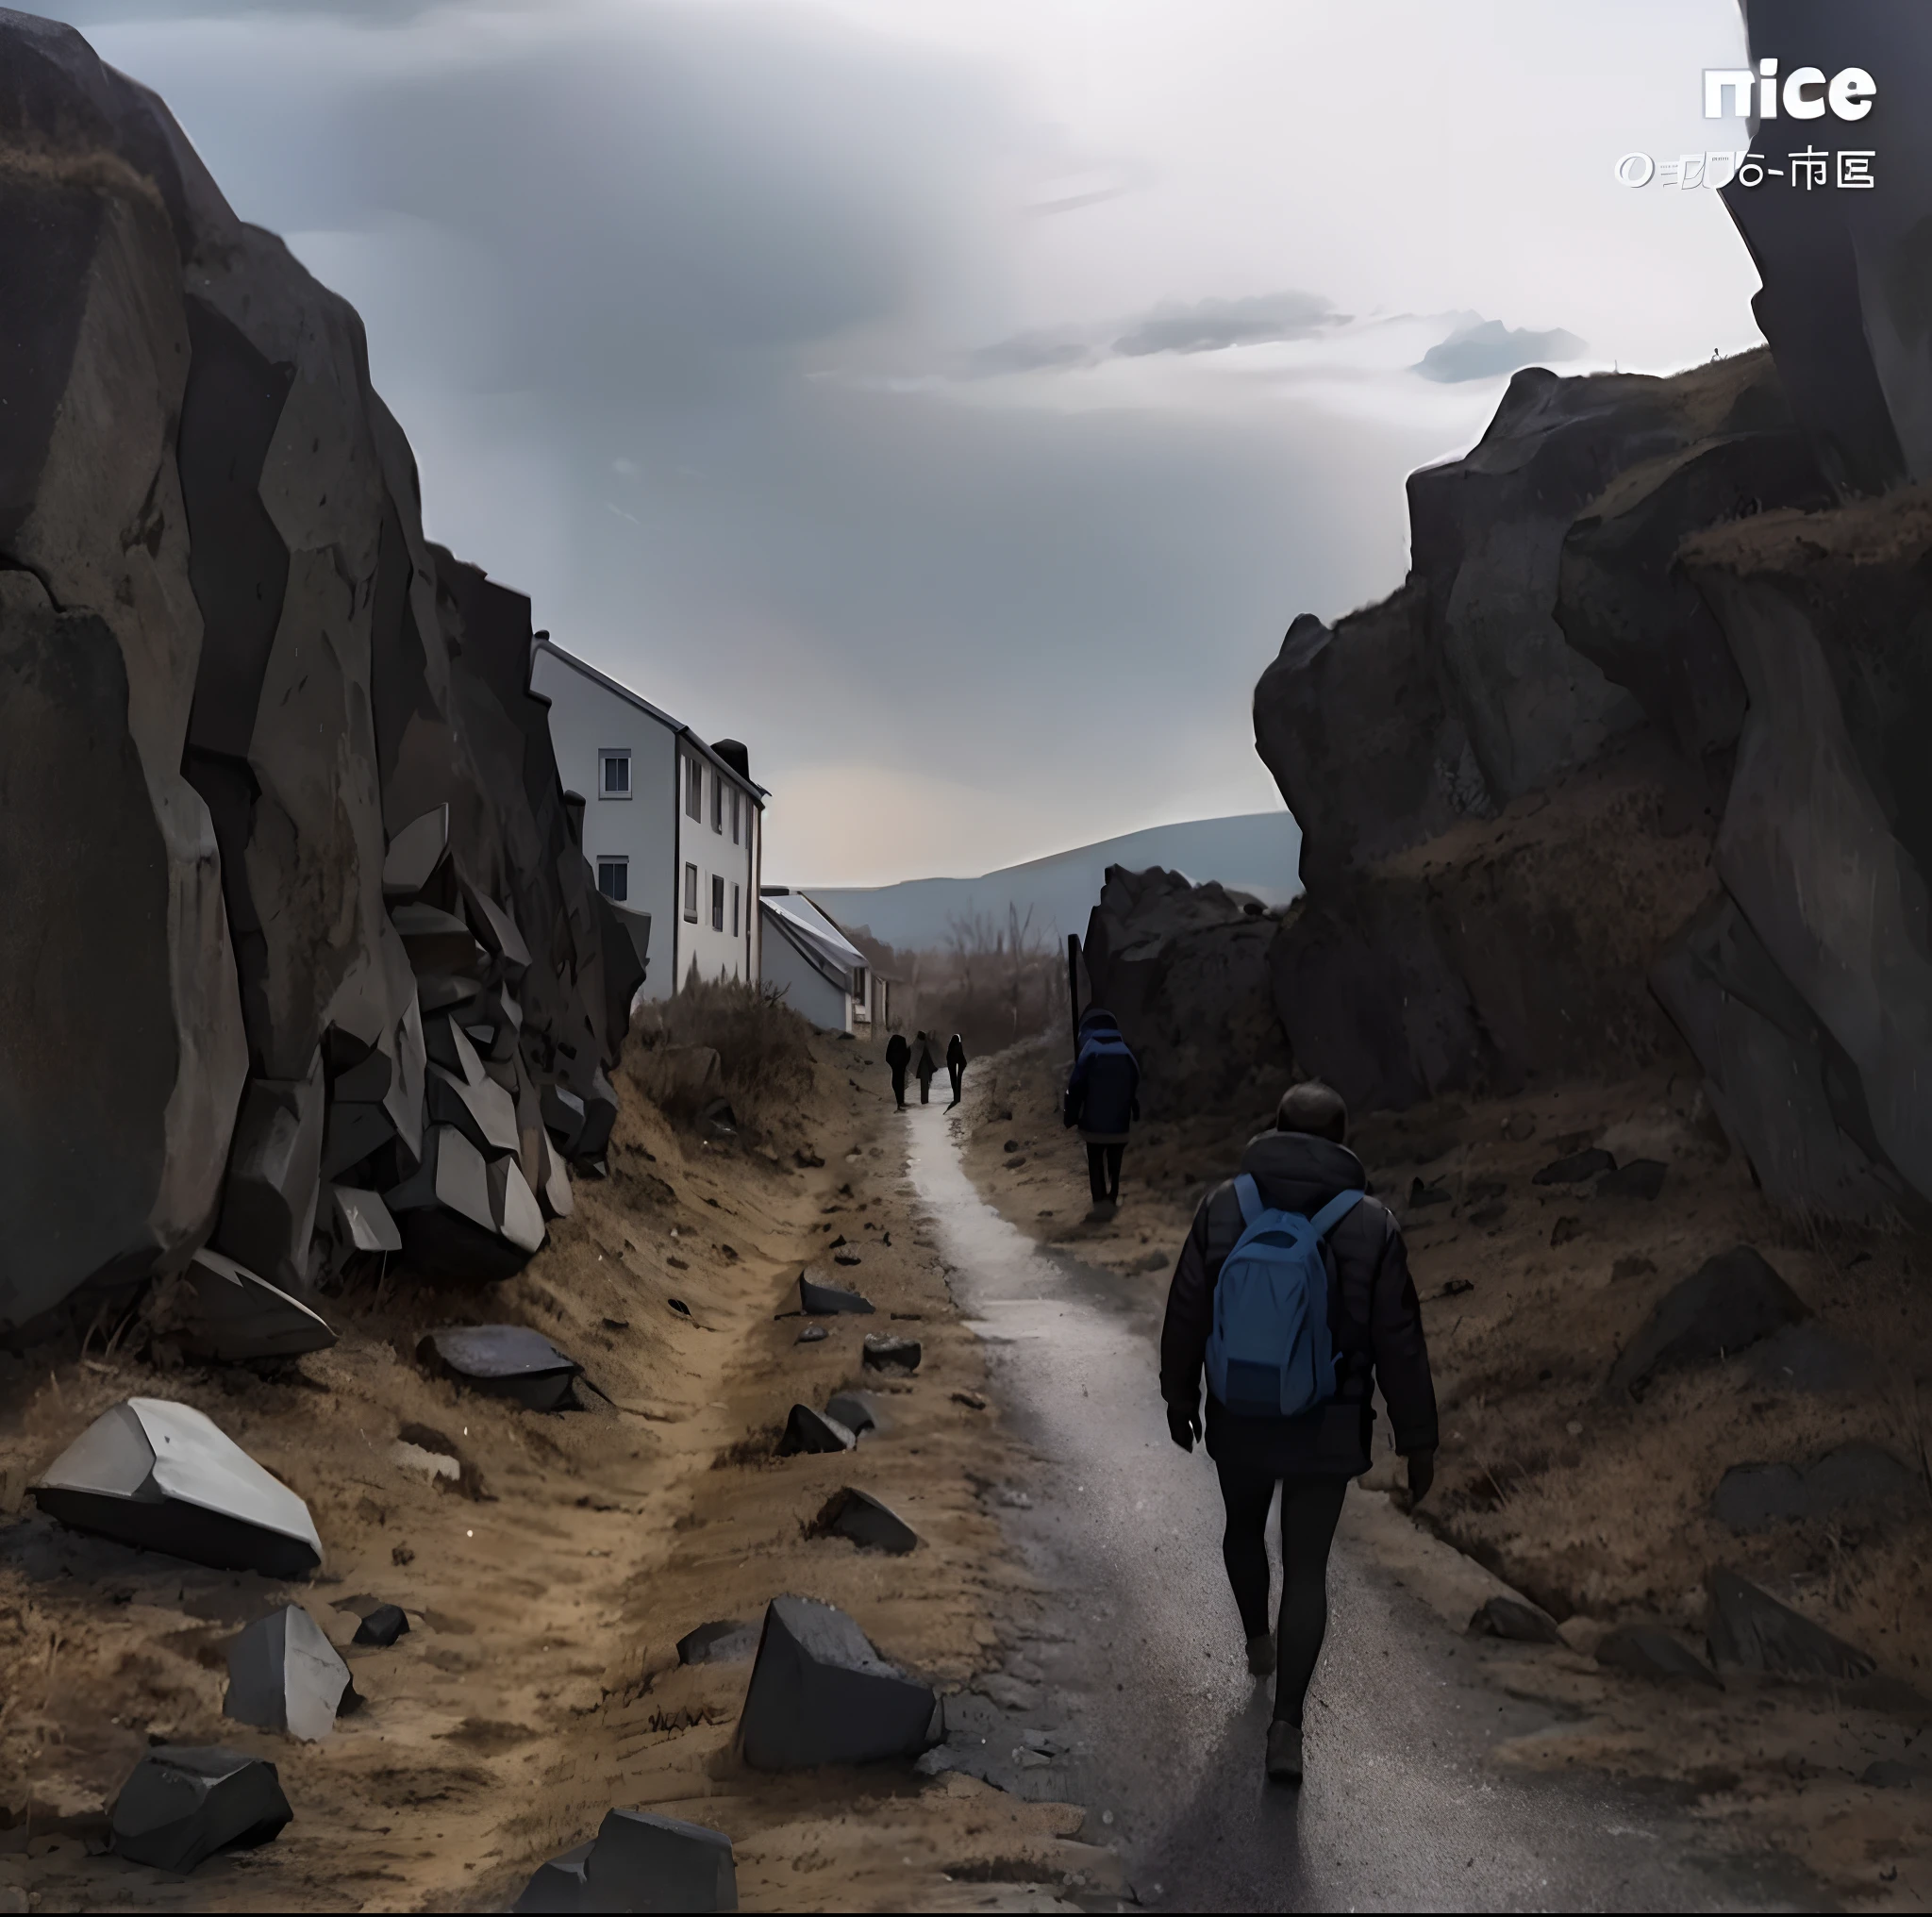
[110,1746,292,1874]
[224,1605,359,1742]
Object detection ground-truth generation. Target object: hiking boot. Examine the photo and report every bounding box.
[1264,1719,1303,1786]
[1245,1632,1276,1676]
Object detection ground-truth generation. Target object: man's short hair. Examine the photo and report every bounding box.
[1276,1080,1347,1142]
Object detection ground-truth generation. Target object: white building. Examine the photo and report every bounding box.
[531,639,764,996]
[759,889,881,1034]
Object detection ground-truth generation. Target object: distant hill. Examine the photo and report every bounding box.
[803,811,1302,954]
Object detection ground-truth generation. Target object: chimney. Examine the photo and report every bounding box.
[711,738,750,781]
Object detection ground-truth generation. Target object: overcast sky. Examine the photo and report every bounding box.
[41,0,1759,884]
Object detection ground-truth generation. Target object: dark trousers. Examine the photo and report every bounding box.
[1214,1461,1348,1725]
[947,1063,963,1104]
[890,1069,907,1108]
[1086,1142,1124,1202]
[918,1074,933,1105]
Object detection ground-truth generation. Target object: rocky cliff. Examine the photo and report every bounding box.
[0,16,644,1332]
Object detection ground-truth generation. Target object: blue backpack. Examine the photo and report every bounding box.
[1205,1176,1364,1418]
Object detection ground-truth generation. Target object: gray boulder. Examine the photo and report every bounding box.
[514,1808,737,1914]
[1468,1595,1563,1645]
[814,1488,919,1555]
[1596,1625,1723,1689]
[677,1620,758,1666]
[1707,1568,1875,1681]
[738,1594,938,1771]
[1608,1247,1809,1400]
[30,1396,322,1576]
[862,1335,922,1375]
[824,1391,885,1438]
[178,1246,336,1362]
[800,1272,873,1316]
[1712,1442,1920,1533]
[351,1602,408,1648]
[225,1604,358,1742]
[422,1324,581,1411]
[777,1405,856,1456]
[110,1745,291,1874]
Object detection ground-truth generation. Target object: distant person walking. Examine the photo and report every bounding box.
[914,1031,939,1106]
[885,1031,910,1110]
[946,1033,968,1108]
[1159,1080,1438,1788]
[1063,1008,1139,1215]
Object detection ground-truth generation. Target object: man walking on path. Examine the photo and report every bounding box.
[1158,1080,1437,1786]
[885,1031,910,1109]
[914,1031,939,1106]
[945,1033,968,1108]
[1063,1009,1139,1216]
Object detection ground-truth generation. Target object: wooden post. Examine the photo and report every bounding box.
[1067,934,1082,1059]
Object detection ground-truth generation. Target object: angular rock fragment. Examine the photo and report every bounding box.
[459,879,532,975]
[541,1082,587,1156]
[422,1325,582,1410]
[796,1325,827,1344]
[343,1599,409,1647]
[320,1101,396,1182]
[1468,1595,1563,1645]
[1712,1442,1919,1534]
[799,1272,873,1316]
[513,1808,736,1915]
[1608,1247,1808,1399]
[1744,1322,1869,1394]
[1596,1159,1666,1201]
[1707,1569,1875,1681]
[777,1405,856,1456]
[30,1397,321,1576]
[738,1594,938,1770]
[815,1488,919,1555]
[1595,1625,1722,1689]
[576,1068,619,1161]
[426,1061,521,1157]
[111,1745,291,1874]
[382,806,450,902]
[386,1125,532,1282]
[678,1620,758,1666]
[1532,1148,1614,1186]
[425,1014,488,1081]
[392,902,486,977]
[862,1335,922,1375]
[325,1184,401,1256]
[225,1604,358,1741]
[179,1246,337,1361]
[832,1249,862,1268]
[488,1155,546,1255]
[825,1391,884,1438]
[1865,1760,1917,1791]
[211,1061,325,1293]
[535,1127,574,1222]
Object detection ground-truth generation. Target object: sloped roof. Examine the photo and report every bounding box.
[761,890,867,994]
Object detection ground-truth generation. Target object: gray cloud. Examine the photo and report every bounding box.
[1415,317,1586,384]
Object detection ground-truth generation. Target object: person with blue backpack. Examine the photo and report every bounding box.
[1159,1079,1438,1785]
[1063,1008,1141,1215]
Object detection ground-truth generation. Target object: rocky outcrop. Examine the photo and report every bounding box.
[1079,865,1291,1119]
[0,18,643,1330]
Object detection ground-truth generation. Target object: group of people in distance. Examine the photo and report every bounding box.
[884,1028,967,1109]
[881,1005,1439,1788]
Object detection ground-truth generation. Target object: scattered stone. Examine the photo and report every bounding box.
[1469,1595,1564,1644]
[1004,1156,1027,1170]
[422,1325,582,1411]
[1707,1569,1875,1681]
[952,1390,987,1410]
[1550,1216,1583,1247]
[1607,1246,1808,1400]
[833,1248,863,1267]
[1598,1159,1668,1200]
[1744,1322,1870,1393]
[825,1391,885,1438]
[1712,1442,1920,1533]
[325,1185,401,1257]
[178,1247,337,1361]
[1595,1625,1723,1689]
[1431,1278,1474,1301]
[863,1335,922,1375]
[1003,1139,1020,1152]
[800,1272,873,1315]
[513,1808,736,1915]
[381,806,449,901]
[796,1325,828,1344]
[1503,1112,1538,1142]
[353,1606,408,1648]
[30,1397,322,1577]
[1408,1177,1450,1207]
[110,1746,291,1874]
[1533,1148,1616,1185]
[738,1594,939,1770]
[777,1406,857,1456]
[1864,1760,1917,1790]
[225,1605,358,1741]
[678,1620,758,1666]
[814,1488,920,1555]
[795,1147,825,1168]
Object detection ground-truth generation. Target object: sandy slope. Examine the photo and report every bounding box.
[959,1037,1932,1908]
[0,1035,1108,1913]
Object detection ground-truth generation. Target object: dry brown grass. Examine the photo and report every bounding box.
[626,976,816,1134]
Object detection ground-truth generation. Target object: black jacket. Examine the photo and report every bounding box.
[1064,1024,1141,1138]
[947,1036,967,1070]
[1159,1130,1438,1476]
[885,1035,909,1072]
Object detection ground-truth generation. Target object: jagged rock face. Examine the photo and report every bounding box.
[1252,583,1489,886]
[0,16,644,1327]
[1722,0,1932,499]
[1674,490,1932,1214]
[1080,865,1291,1120]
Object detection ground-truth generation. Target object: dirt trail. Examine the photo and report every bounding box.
[0,1034,1108,1912]
[959,1038,1932,1908]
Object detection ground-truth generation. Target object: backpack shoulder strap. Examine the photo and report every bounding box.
[1309,1187,1366,1238]
[1232,1174,1263,1228]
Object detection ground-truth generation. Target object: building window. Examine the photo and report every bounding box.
[683,862,698,922]
[598,749,631,798]
[730,790,741,845]
[731,882,741,937]
[852,965,868,1010]
[711,774,724,833]
[595,857,628,902]
[711,874,724,931]
[685,758,702,820]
